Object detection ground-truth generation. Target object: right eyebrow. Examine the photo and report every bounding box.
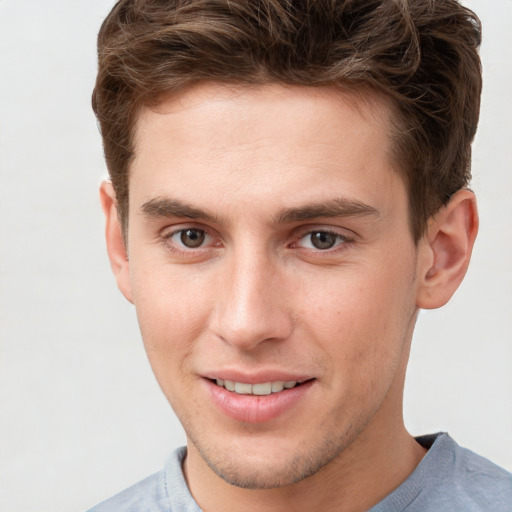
[140,197,221,223]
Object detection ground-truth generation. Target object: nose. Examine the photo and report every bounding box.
[209,248,294,351]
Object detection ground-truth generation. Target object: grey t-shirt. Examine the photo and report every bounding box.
[87,433,512,511]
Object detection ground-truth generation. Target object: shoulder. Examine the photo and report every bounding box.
[86,470,168,512]
[422,433,512,487]
[86,446,198,512]
[423,433,512,511]
[448,438,512,507]
[373,433,512,512]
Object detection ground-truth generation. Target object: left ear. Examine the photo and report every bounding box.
[416,189,478,309]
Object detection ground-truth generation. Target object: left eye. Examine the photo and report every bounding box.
[298,231,346,250]
[171,228,209,248]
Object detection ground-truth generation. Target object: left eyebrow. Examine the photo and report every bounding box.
[275,198,380,224]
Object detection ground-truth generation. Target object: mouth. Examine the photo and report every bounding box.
[205,376,315,423]
[211,378,307,396]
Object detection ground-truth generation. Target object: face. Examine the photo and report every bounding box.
[118,83,424,488]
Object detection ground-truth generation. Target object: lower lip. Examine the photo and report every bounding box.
[204,379,315,423]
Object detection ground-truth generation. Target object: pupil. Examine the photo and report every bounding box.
[181,229,205,248]
[311,231,336,249]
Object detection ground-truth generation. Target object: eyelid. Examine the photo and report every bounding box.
[161,221,211,237]
[293,224,355,240]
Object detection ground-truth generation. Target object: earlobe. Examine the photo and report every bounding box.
[99,181,133,303]
[416,189,478,309]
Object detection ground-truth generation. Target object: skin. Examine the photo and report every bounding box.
[101,83,478,512]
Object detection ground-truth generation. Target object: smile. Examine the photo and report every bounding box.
[215,379,299,395]
[206,377,315,423]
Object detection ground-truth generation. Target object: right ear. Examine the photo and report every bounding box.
[99,181,133,303]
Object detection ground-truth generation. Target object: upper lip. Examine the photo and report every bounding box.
[202,369,314,384]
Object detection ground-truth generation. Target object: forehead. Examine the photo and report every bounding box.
[130,82,403,219]
[136,82,393,149]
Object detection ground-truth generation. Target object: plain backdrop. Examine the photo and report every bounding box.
[0,1,511,511]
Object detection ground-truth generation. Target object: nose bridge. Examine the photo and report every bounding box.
[212,242,292,349]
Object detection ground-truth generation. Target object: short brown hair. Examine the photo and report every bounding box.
[92,0,482,241]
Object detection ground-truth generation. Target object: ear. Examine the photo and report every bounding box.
[99,181,133,303]
[416,189,478,309]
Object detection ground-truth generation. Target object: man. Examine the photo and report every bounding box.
[88,0,512,510]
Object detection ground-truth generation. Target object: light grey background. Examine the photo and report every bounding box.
[0,1,510,511]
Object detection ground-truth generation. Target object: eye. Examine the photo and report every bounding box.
[171,228,208,248]
[297,230,347,250]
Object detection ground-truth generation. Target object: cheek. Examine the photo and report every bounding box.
[296,260,417,369]
[130,263,212,370]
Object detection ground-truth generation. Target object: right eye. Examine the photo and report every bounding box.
[170,228,209,249]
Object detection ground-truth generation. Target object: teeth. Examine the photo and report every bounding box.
[224,380,236,392]
[271,381,285,392]
[252,382,272,395]
[235,382,252,394]
[215,379,298,395]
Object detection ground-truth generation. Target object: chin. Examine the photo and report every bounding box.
[189,429,349,489]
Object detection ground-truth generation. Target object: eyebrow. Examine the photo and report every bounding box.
[275,198,380,223]
[140,197,221,223]
[140,196,380,224]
